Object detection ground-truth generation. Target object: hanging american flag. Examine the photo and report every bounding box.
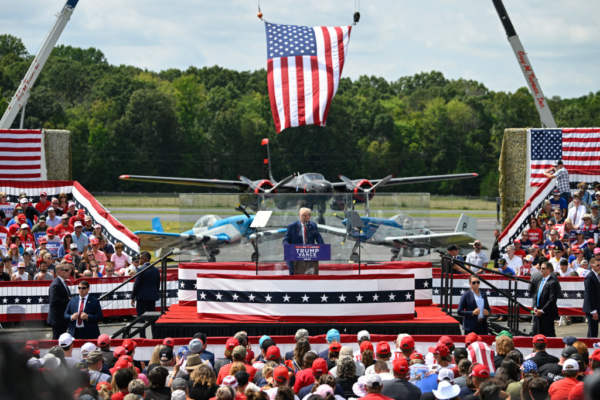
[265,22,352,133]
[0,129,44,180]
[529,128,600,187]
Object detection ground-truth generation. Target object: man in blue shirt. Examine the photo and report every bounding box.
[549,189,568,218]
[543,230,564,252]
[71,221,89,253]
[495,258,515,276]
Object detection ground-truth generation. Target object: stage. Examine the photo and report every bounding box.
[153,303,462,338]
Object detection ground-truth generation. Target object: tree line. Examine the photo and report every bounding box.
[1,34,599,196]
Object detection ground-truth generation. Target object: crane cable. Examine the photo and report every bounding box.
[257,0,360,24]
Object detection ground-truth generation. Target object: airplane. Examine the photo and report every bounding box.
[120,138,478,224]
[134,206,285,262]
[317,213,479,261]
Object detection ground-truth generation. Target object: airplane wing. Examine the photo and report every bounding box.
[331,173,478,190]
[134,231,232,252]
[120,175,247,190]
[383,231,475,248]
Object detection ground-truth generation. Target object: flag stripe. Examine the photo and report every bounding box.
[320,27,335,125]
[295,56,306,126]
[280,57,291,131]
[311,55,321,126]
[0,129,43,180]
[287,56,298,127]
[267,59,282,133]
[303,56,314,125]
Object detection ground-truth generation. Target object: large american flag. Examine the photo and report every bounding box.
[529,128,600,187]
[0,129,44,180]
[265,22,352,133]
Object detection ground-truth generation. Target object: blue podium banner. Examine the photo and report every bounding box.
[284,244,331,262]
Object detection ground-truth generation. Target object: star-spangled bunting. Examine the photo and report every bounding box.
[180,278,432,291]
[529,129,600,187]
[196,289,413,304]
[265,22,352,133]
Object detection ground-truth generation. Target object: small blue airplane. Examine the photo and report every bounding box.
[318,213,479,261]
[134,206,286,262]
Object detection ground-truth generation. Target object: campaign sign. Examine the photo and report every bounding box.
[0,232,7,246]
[284,244,331,262]
[33,232,45,245]
[46,242,60,258]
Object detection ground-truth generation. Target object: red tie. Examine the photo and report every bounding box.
[77,297,85,326]
[304,224,308,244]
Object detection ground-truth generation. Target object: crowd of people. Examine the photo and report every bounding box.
[19,329,600,400]
[0,191,139,282]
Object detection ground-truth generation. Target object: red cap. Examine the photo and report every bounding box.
[226,338,240,350]
[410,352,424,361]
[46,227,54,234]
[376,341,391,356]
[122,339,136,352]
[439,336,454,347]
[25,340,39,350]
[470,364,490,378]
[96,382,111,391]
[400,336,415,350]
[266,346,281,360]
[591,349,600,363]
[514,239,521,244]
[163,337,174,348]
[10,243,18,249]
[113,346,127,358]
[533,334,547,344]
[465,332,480,345]
[77,209,85,216]
[63,255,73,263]
[360,341,373,353]
[17,214,26,221]
[392,358,409,374]
[329,342,342,352]
[119,355,133,363]
[40,191,47,196]
[532,244,539,249]
[91,238,100,245]
[589,238,596,244]
[430,344,449,358]
[312,358,328,375]
[572,245,580,250]
[97,334,111,347]
[273,366,289,383]
[110,359,131,374]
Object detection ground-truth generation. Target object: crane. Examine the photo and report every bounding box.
[0,0,80,129]
[491,0,557,128]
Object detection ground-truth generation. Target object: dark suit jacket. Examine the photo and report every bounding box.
[583,271,600,314]
[132,263,160,301]
[283,220,324,246]
[47,277,71,326]
[529,351,559,369]
[531,274,561,321]
[64,295,103,338]
[457,290,491,332]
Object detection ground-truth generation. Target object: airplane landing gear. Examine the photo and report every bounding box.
[317,201,326,225]
[208,256,216,262]
[350,252,359,263]
[251,252,258,262]
[390,249,401,261]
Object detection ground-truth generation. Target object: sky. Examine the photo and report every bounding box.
[1,0,599,99]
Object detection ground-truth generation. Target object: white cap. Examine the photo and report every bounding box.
[19,198,28,204]
[365,374,382,388]
[74,221,82,228]
[70,243,78,249]
[563,359,579,371]
[524,255,534,262]
[41,353,61,371]
[47,207,55,212]
[81,342,97,355]
[172,390,187,400]
[432,381,461,400]
[352,376,368,397]
[357,330,370,341]
[438,368,455,383]
[20,223,29,229]
[222,375,238,388]
[68,201,76,207]
[58,332,74,347]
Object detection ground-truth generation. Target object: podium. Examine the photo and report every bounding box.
[284,244,331,275]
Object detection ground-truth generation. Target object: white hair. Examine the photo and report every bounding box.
[506,245,515,251]
[299,207,312,215]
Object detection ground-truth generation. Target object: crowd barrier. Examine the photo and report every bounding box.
[0,274,179,322]
[433,273,586,316]
[178,261,433,306]
[26,334,600,362]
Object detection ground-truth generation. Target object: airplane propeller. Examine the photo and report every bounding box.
[238,174,296,194]
[338,174,393,217]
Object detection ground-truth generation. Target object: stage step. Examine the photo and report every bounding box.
[112,312,162,339]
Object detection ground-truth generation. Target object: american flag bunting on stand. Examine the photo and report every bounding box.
[0,129,44,180]
[265,22,352,133]
[529,128,600,187]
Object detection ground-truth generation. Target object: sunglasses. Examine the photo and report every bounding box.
[541,267,547,270]
[78,287,89,290]
[106,269,114,272]
[471,281,480,285]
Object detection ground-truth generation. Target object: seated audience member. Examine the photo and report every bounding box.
[83,216,94,233]
[45,206,61,227]
[145,366,171,400]
[128,379,147,399]
[334,356,358,398]
[111,242,130,273]
[54,214,74,235]
[548,359,580,400]
[57,195,70,214]
[22,248,36,278]
[373,360,394,381]
[112,368,135,400]
[365,342,393,375]
[101,237,115,257]
[380,358,421,400]
[529,335,559,369]
[34,259,54,280]
[360,375,392,400]
[527,218,544,245]
[11,262,30,281]
[513,240,527,258]
[502,246,522,272]
[31,215,49,233]
[69,208,86,227]
[90,238,107,263]
[45,227,61,244]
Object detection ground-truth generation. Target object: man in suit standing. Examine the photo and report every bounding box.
[583,257,600,337]
[457,274,491,334]
[47,264,72,339]
[131,251,159,338]
[531,261,561,337]
[64,280,103,339]
[283,207,324,275]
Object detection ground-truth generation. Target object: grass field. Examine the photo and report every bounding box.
[94,193,498,211]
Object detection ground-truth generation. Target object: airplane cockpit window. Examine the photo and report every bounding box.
[304,173,325,182]
[193,215,221,230]
[390,214,414,228]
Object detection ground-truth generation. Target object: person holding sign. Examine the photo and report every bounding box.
[283,207,324,275]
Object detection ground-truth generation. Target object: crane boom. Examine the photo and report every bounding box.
[491,0,557,128]
[0,0,80,129]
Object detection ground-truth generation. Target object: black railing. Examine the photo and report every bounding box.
[439,252,534,336]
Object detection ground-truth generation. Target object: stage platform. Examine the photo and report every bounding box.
[153,304,461,338]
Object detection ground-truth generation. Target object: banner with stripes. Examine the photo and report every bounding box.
[0,129,45,180]
[196,273,415,323]
[178,262,432,306]
[432,274,585,316]
[0,180,140,256]
[0,274,179,323]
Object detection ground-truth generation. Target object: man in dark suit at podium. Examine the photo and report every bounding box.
[47,264,72,339]
[583,258,600,337]
[531,261,561,337]
[283,207,324,275]
[64,280,103,339]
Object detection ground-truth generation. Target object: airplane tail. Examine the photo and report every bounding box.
[454,214,477,238]
[152,217,165,233]
[262,138,276,183]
